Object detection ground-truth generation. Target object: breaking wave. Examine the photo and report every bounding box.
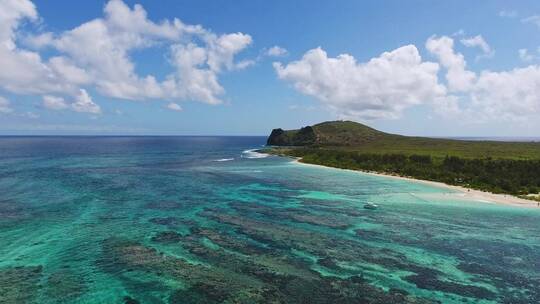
[241,149,268,159]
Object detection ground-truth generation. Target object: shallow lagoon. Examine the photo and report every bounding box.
[1,137,539,303]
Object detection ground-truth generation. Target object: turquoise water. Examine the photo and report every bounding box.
[1,137,539,303]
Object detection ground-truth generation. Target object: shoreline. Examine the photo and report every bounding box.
[288,158,539,208]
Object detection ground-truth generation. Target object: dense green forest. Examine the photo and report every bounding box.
[266,121,540,197]
[278,148,540,195]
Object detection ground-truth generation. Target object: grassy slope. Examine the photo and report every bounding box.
[270,121,540,160]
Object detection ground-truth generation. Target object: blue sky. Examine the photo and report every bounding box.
[1,0,540,136]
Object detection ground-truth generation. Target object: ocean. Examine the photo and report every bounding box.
[0,136,539,303]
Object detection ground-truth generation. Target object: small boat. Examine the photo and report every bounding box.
[364,202,378,210]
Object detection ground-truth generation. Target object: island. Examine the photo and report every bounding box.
[265,121,540,203]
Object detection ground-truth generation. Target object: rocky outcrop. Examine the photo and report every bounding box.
[266,126,316,146]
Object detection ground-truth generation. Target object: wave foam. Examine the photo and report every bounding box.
[214,158,234,162]
[241,149,268,159]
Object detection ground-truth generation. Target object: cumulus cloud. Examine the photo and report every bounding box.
[168,43,225,105]
[103,0,189,40]
[274,45,446,119]
[276,35,540,122]
[0,0,81,95]
[460,35,494,58]
[71,89,101,114]
[0,96,14,114]
[471,66,540,119]
[426,35,476,92]
[50,0,252,103]
[42,90,101,114]
[235,59,256,70]
[430,36,540,121]
[205,32,253,72]
[42,95,69,110]
[0,0,37,47]
[266,46,288,57]
[22,32,54,49]
[166,102,183,112]
[0,0,253,114]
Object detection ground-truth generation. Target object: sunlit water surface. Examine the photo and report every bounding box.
[1,137,539,303]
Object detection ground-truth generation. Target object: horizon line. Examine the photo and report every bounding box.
[0,134,539,141]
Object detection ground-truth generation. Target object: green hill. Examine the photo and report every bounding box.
[267,121,391,146]
[267,120,540,160]
[266,121,540,196]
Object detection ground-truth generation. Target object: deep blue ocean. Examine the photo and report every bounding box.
[1,136,539,304]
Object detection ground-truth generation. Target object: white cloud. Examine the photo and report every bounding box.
[168,43,225,105]
[0,0,81,95]
[426,35,476,92]
[0,96,14,113]
[469,66,540,120]
[54,1,252,103]
[43,90,101,114]
[519,49,534,62]
[204,32,253,72]
[522,15,540,28]
[0,0,253,112]
[103,0,189,40]
[71,89,101,114]
[42,95,68,110]
[48,57,92,85]
[266,46,288,57]
[22,32,54,49]
[235,59,256,70]
[429,36,540,121]
[499,10,517,18]
[460,35,494,58]
[274,45,446,119]
[277,35,540,123]
[0,0,37,44]
[166,102,183,112]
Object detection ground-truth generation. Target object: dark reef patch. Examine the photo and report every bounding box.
[229,202,353,229]
[169,283,230,304]
[404,271,496,300]
[0,266,43,304]
[97,236,436,303]
[123,296,140,304]
[149,217,183,227]
[44,269,87,303]
[151,231,184,243]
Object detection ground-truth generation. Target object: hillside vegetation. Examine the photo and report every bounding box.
[267,121,540,159]
[266,121,540,195]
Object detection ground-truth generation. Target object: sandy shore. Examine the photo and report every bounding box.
[290,158,540,208]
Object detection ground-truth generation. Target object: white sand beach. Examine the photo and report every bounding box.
[291,158,540,208]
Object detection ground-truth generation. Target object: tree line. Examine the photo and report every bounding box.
[286,149,540,195]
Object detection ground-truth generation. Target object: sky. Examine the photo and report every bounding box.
[1,0,540,136]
